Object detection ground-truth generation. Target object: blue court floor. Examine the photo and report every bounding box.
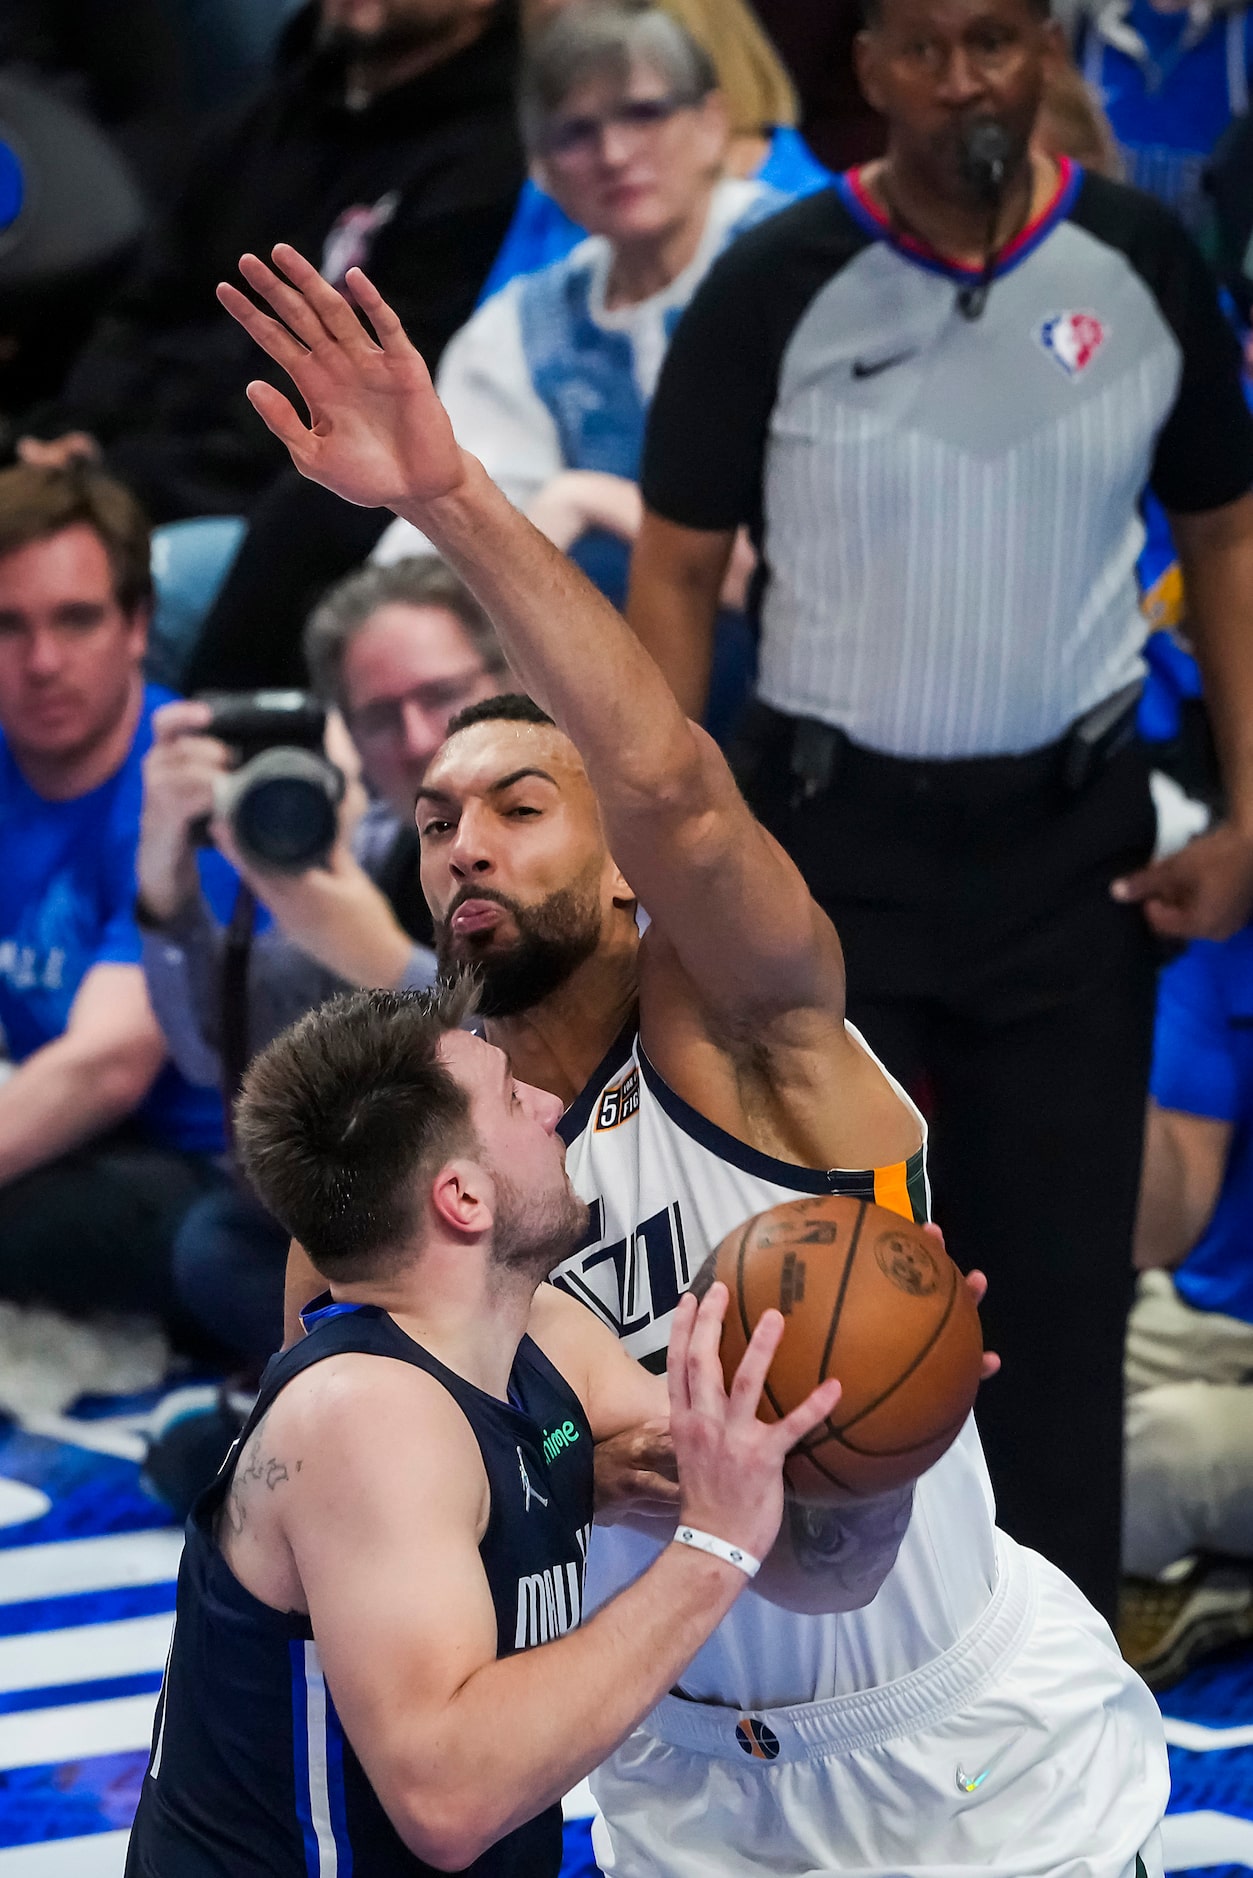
[0,1384,1248,1875]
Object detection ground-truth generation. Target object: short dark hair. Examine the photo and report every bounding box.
[302,556,507,712]
[861,0,1049,23]
[0,463,153,615]
[234,980,479,1282]
[445,693,557,739]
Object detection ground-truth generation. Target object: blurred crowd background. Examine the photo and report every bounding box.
[0,0,1252,1708]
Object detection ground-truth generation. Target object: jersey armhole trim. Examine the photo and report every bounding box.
[635,1040,927,1213]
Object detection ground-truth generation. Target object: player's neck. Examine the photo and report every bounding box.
[866,148,1052,270]
[485,933,640,1109]
[335,1252,536,1403]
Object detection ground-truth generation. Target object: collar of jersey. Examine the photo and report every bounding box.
[836,156,1079,284]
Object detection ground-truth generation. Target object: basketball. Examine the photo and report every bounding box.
[713,1195,983,1501]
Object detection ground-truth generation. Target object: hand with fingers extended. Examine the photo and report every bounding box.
[667,1282,843,1569]
[216,245,464,514]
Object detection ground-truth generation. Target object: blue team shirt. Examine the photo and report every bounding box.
[0,683,224,1155]
[1081,0,1253,224]
[1151,926,1253,1322]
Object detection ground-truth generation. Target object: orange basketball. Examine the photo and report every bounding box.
[714,1194,983,1501]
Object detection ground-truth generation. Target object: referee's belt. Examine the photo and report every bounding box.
[743,681,1144,806]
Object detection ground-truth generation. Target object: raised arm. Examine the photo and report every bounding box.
[216,249,842,1030]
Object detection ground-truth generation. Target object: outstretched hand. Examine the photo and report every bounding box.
[216,245,463,513]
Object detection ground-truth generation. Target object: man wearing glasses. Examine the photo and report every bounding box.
[132,555,506,1385]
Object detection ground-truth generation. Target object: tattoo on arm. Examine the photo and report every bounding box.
[220,1414,298,1539]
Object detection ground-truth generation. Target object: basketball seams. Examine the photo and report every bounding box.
[736,1222,789,1423]
[828,1257,962,1440]
[819,1198,866,1384]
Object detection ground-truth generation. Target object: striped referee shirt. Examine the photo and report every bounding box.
[641,160,1253,759]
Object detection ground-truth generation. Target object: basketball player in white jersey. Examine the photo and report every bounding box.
[220,247,1169,1877]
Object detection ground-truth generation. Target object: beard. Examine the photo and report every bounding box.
[435,882,603,1019]
[491,1169,590,1284]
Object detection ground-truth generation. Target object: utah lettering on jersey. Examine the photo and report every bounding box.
[514,1521,592,1647]
[550,1196,692,1369]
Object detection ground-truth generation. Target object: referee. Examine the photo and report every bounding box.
[626,0,1253,1621]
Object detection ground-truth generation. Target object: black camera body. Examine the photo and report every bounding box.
[197,690,344,875]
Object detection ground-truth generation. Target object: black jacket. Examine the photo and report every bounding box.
[27,6,524,520]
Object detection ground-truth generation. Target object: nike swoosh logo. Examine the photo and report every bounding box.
[851,349,916,379]
[955,1737,1017,1794]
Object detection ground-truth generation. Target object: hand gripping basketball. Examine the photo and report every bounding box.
[667,1283,842,1568]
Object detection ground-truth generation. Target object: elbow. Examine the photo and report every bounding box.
[391,1789,500,1872]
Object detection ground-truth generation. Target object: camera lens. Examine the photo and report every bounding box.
[233,775,338,870]
[216,748,344,874]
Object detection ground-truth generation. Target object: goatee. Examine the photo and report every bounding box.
[436,884,602,1019]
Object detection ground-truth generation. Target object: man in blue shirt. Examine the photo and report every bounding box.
[0,464,222,1326]
[1123,924,1253,1682]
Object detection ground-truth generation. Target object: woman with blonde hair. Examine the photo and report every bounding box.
[478,0,829,298]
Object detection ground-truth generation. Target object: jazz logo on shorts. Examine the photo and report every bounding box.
[735,1716,781,1760]
[1038,311,1106,377]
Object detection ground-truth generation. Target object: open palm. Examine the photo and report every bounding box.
[217,244,463,513]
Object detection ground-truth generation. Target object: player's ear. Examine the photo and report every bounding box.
[430,1158,493,1238]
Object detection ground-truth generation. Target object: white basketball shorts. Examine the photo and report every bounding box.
[590,1535,1169,1877]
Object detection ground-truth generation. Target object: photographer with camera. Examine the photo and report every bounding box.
[136,556,507,1386]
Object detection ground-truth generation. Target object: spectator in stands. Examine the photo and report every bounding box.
[477,0,831,300]
[137,556,507,1368]
[0,464,223,1327]
[1067,0,1253,228]
[16,0,524,527]
[1118,929,1253,1686]
[375,1,784,737]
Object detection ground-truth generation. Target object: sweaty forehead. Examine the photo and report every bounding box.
[423,718,589,800]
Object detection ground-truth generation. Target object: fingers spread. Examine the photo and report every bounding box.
[237,252,343,354]
[666,1291,698,1417]
[245,382,311,453]
[272,243,371,347]
[686,1283,730,1418]
[218,281,309,376]
[726,1306,785,1416]
[777,1376,842,1450]
[345,267,412,356]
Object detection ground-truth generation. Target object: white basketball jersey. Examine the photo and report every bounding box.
[552,1019,1000,1709]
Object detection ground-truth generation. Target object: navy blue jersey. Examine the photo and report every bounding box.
[126,1299,594,1877]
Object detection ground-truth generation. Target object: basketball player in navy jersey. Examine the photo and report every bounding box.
[219,253,1169,1876]
[125,982,840,1877]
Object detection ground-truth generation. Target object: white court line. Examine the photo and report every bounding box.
[1161,1715,1253,1752]
[0,1483,50,1532]
[0,1693,158,1771]
[19,1413,146,1463]
[0,1612,172,1695]
[0,1831,130,1874]
[1161,1808,1253,1865]
[0,1531,182,1607]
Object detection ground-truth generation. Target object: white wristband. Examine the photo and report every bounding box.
[673,1525,761,1579]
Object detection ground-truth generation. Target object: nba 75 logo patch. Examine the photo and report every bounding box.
[1038,311,1106,377]
[596,1067,640,1131]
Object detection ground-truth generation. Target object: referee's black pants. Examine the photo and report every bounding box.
[740,710,1159,1624]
